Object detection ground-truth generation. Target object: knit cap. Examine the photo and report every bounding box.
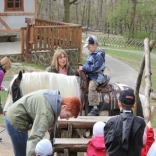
[93,121,105,137]
[35,139,53,156]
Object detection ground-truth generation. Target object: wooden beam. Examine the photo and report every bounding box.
[57,116,111,129]
[0,29,20,33]
[54,138,89,153]
[0,12,35,16]
[144,38,152,123]
[0,17,11,29]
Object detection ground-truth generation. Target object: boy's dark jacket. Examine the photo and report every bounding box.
[104,110,146,156]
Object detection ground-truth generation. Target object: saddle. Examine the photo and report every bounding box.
[75,69,110,92]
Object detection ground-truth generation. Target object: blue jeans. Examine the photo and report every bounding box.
[4,116,28,156]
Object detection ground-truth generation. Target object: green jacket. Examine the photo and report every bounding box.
[6,90,62,156]
[46,65,75,75]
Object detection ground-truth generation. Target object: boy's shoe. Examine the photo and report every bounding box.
[0,137,2,141]
[87,107,99,116]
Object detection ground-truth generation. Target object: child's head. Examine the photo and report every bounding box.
[35,139,53,156]
[83,35,98,53]
[118,89,135,109]
[93,121,105,137]
[0,57,11,71]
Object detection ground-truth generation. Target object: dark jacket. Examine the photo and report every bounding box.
[46,65,75,75]
[104,109,146,156]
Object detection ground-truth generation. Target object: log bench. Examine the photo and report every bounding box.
[57,116,112,130]
[0,35,17,42]
[57,116,112,138]
[54,116,112,155]
[53,138,90,155]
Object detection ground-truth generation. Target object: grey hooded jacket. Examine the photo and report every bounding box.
[7,89,62,156]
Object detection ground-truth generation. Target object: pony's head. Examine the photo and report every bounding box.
[4,71,24,112]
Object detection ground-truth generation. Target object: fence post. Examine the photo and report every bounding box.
[134,39,156,118]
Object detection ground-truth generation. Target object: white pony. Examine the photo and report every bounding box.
[4,72,80,112]
[4,71,145,117]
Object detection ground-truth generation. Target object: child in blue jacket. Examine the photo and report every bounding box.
[79,35,108,116]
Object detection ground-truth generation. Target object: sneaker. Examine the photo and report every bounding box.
[0,137,2,141]
[87,107,99,116]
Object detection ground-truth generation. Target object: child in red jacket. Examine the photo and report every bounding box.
[141,121,155,156]
[86,121,106,156]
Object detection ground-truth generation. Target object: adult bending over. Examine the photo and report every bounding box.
[46,47,74,75]
[6,89,82,156]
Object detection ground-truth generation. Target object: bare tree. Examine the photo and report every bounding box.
[64,0,77,22]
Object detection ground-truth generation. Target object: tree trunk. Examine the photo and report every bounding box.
[64,0,70,22]
[128,0,137,39]
[87,0,91,29]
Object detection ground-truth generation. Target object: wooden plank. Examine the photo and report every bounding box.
[51,28,54,52]
[66,27,70,48]
[54,138,89,145]
[55,28,58,48]
[0,29,20,33]
[43,28,47,50]
[20,28,25,54]
[48,28,51,50]
[59,28,62,46]
[34,25,80,28]
[54,138,89,153]
[0,35,17,38]
[0,12,35,16]
[0,17,11,29]
[61,27,65,48]
[57,116,112,129]
[30,25,34,44]
[77,26,82,62]
[34,28,38,51]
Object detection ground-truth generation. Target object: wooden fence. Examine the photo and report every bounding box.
[82,35,156,52]
[21,18,82,61]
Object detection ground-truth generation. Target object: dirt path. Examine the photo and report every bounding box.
[0,126,14,156]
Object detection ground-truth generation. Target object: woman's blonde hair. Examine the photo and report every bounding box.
[0,57,11,71]
[51,47,69,72]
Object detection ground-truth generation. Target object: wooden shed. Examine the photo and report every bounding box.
[0,0,37,33]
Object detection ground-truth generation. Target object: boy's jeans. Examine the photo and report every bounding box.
[88,80,99,106]
[4,116,28,156]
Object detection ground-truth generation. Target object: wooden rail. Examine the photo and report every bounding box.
[57,116,111,129]
[21,18,82,62]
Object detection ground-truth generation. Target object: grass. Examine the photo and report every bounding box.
[0,91,7,126]
[105,49,156,93]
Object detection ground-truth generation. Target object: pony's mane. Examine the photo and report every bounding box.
[20,72,80,99]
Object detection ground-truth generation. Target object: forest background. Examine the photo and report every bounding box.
[37,0,156,40]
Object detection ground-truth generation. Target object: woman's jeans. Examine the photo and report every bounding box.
[4,116,28,156]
